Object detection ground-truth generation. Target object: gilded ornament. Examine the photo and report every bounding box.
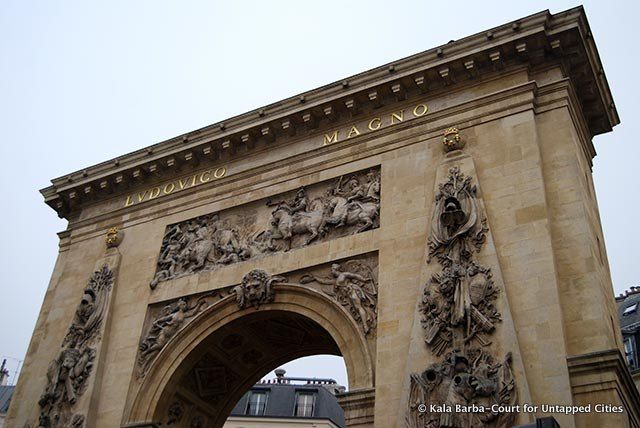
[442,127,465,152]
[105,227,123,248]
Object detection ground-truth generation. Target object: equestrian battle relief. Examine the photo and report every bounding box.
[150,167,381,288]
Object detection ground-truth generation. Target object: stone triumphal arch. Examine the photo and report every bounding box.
[130,278,376,427]
[7,7,640,428]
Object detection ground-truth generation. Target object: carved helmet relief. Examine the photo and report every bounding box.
[407,166,518,428]
[149,167,381,289]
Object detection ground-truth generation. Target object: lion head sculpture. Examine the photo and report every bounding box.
[233,269,286,309]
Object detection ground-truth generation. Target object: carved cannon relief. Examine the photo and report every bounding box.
[150,167,380,289]
[406,167,518,428]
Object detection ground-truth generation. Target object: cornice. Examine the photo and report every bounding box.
[62,77,544,243]
[41,6,618,220]
[567,349,640,423]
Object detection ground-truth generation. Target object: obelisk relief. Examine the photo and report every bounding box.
[403,131,532,428]
[37,228,123,428]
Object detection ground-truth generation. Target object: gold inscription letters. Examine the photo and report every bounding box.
[124,102,429,207]
[124,166,227,207]
[323,103,428,146]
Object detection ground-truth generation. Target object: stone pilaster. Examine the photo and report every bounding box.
[36,230,123,428]
[401,145,536,427]
[337,387,375,428]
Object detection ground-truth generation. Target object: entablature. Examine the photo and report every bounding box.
[41,7,617,220]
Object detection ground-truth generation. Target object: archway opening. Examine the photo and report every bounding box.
[226,355,348,427]
[152,310,349,428]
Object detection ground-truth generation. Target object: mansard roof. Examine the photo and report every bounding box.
[229,380,345,427]
[41,6,618,220]
[618,289,640,333]
[0,385,15,413]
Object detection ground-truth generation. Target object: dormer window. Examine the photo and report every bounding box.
[294,392,316,417]
[624,303,638,316]
[246,391,268,416]
[625,337,636,369]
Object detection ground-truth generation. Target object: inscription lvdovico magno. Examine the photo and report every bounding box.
[150,167,380,288]
[123,103,428,208]
[124,166,227,207]
[322,103,429,146]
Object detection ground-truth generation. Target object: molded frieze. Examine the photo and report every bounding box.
[150,167,380,289]
[137,254,378,379]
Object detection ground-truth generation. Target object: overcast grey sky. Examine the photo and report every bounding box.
[1,1,637,388]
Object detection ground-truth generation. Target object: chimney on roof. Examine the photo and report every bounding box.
[628,286,640,296]
[275,368,286,383]
[0,359,8,386]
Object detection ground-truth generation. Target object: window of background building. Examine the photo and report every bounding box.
[294,391,315,417]
[624,337,636,368]
[624,303,638,316]
[246,390,268,416]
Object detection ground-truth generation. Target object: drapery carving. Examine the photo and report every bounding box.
[137,295,213,377]
[301,260,377,335]
[407,167,517,428]
[137,256,377,379]
[38,265,114,428]
[150,168,380,289]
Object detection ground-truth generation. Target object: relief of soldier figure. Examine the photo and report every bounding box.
[137,297,209,376]
[301,260,377,335]
[38,265,114,428]
[150,168,380,288]
[324,172,380,231]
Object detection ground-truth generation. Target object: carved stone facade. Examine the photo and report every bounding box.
[128,255,378,426]
[11,8,636,428]
[38,265,114,428]
[406,167,517,428]
[232,269,287,309]
[137,293,215,377]
[301,261,377,335]
[137,256,378,380]
[150,167,380,289]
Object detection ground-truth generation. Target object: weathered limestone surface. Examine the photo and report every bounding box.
[8,7,637,428]
[402,154,533,428]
